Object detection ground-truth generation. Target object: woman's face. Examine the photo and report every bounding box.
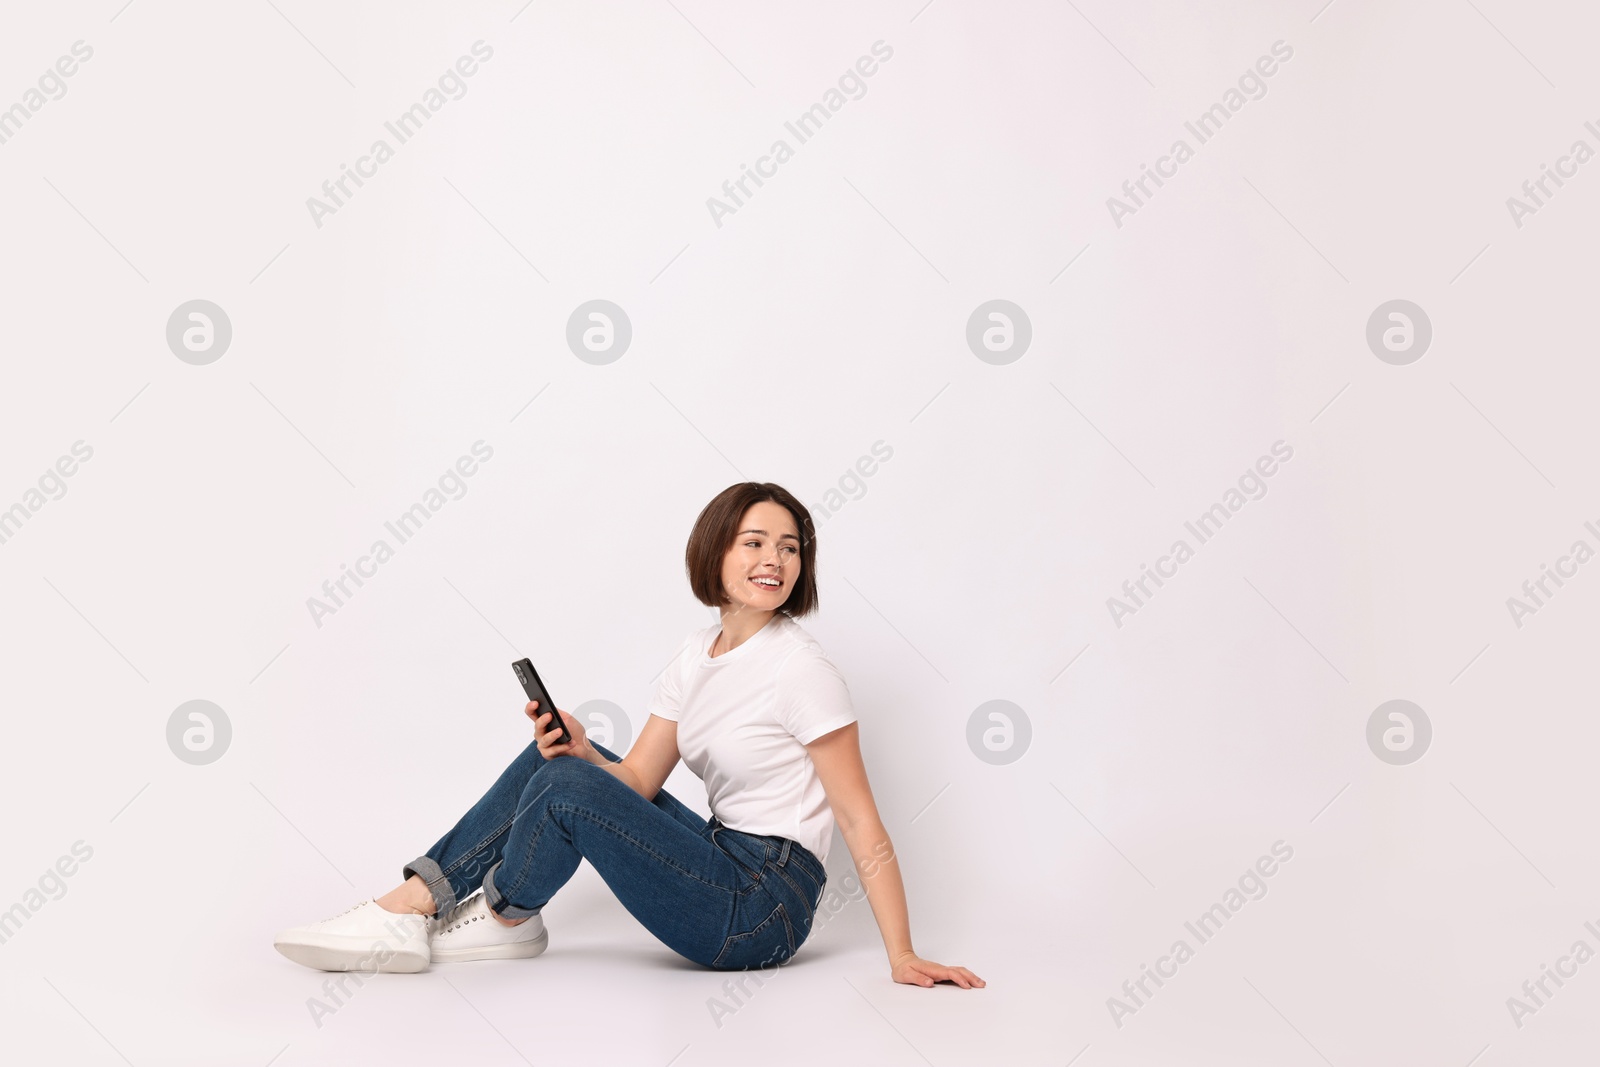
[719,500,801,612]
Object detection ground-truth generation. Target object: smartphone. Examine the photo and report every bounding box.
[512,658,572,746]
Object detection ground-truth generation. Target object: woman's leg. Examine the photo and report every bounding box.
[394,739,629,917]
[479,753,806,968]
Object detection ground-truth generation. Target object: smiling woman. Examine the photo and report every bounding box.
[274,480,984,991]
[684,483,819,626]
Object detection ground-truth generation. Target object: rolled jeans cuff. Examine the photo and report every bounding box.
[482,858,544,920]
[401,855,456,916]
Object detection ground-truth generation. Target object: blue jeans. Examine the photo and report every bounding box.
[403,741,828,970]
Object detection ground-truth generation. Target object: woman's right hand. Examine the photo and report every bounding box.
[526,700,594,762]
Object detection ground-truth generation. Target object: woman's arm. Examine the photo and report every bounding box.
[583,744,651,797]
[807,722,985,989]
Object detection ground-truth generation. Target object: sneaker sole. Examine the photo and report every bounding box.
[274,937,430,974]
[432,926,549,963]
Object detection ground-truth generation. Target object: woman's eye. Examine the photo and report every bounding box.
[745,541,797,552]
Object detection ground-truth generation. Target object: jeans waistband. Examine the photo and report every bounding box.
[708,815,804,869]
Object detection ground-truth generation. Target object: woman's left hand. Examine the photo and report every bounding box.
[891,952,986,988]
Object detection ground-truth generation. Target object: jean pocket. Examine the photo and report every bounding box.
[712,901,795,970]
[710,828,768,890]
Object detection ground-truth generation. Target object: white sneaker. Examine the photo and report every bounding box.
[274,900,431,973]
[430,892,549,962]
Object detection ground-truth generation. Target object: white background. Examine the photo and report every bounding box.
[1,1,1597,1064]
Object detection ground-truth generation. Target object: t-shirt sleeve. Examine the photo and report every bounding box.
[645,631,696,722]
[774,646,857,744]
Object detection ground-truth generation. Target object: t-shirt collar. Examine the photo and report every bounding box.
[701,614,785,666]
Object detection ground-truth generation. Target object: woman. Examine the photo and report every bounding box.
[275,482,984,989]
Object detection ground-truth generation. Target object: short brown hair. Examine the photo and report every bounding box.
[685,482,818,617]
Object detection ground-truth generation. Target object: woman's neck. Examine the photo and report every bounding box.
[712,608,778,657]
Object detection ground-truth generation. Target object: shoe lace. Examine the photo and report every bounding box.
[435,895,478,932]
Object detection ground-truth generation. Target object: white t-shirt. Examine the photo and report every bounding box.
[646,613,857,865]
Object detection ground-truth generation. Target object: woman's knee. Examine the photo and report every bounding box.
[518,753,601,806]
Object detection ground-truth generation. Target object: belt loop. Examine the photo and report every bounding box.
[776,837,791,866]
